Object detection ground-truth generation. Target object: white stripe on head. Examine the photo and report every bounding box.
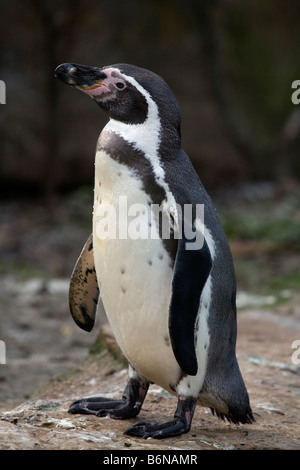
[105,70,161,157]
[104,68,178,215]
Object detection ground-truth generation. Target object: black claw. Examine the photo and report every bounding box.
[123,422,149,437]
[68,400,95,415]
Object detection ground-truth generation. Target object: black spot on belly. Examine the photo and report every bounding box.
[147,258,152,266]
[121,286,126,294]
[164,334,170,346]
[120,266,125,274]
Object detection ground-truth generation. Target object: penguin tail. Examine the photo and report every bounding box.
[210,405,255,425]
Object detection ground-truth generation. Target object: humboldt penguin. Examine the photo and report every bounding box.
[55,62,254,439]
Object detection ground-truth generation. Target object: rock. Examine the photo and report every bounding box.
[46,279,70,295]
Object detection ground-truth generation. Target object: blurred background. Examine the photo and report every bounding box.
[0,0,300,405]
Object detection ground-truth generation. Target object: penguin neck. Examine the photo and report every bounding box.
[105,115,159,159]
[104,115,181,168]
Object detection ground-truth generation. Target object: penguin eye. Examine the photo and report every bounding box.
[115,81,126,91]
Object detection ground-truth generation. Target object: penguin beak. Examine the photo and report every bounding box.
[54,63,107,92]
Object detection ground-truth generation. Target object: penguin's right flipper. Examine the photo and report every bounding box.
[169,229,212,377]
[69,233,99,332]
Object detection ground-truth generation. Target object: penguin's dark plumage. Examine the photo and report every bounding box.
[55,62,254,439]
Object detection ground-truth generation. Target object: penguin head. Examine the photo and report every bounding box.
[55,62,181,129]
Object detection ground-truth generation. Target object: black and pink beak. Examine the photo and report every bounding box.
[54,63,107,95]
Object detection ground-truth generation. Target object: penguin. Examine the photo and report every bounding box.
[55,62,254,439]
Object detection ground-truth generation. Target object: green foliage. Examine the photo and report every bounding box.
[220,190,300,296]
[89,336,106,355]
[0,261,48,280]
[221,190,300,251]
[223,212,300,249]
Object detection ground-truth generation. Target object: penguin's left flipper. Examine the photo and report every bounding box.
[124,395,197,439]
[69,233,99,332]
[169,232,212,376]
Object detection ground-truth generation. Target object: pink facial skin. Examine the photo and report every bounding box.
[79,67,126,97]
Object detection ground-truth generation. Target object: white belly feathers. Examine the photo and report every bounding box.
[93,149,180,389]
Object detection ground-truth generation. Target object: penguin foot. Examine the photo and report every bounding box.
[124,395,197,439]
[68,376,149,420]
[68,396,139,419]
[124,418,189,439]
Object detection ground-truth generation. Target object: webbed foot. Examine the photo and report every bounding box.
[68,376,149,420]
[69,396,139,419]
[124,395,197,439]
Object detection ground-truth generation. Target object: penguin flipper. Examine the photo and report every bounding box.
[69,233,99,332]
[169,235,212,376]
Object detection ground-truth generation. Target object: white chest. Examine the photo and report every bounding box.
[92,149,180,388]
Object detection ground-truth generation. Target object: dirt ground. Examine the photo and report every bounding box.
[0,196,299,450]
